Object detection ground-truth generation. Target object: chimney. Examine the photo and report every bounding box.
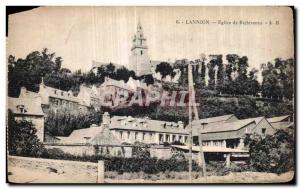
[201,122,208,130]
[102,112,111,128]
[19,87,27,97]
[178,121,184,129]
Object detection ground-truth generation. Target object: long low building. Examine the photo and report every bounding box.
[191,115,290,150]
[109,114,189,144]
[54,112,189,146]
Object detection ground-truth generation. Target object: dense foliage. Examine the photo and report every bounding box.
[247,130,294,174]
[43,148,201,174]
[45,107,102,136]
[261,58,294,100]
[7,110,45,157]
[8,48,153,97]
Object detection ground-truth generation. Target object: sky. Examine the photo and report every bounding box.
[7,6,294,81]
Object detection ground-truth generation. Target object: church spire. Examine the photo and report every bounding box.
[129,20,151,76]
[131,20,147,51]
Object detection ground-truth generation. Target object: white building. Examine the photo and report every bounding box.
[7,87,45,142]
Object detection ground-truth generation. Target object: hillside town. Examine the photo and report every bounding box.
[7,10,295,184]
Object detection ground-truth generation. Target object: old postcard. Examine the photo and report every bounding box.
[6,6,295,184]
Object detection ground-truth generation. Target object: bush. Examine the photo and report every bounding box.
[8,110,45,157]
[42,148,201,174]
[248,130,294,174]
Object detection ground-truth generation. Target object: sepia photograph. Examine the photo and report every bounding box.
[6,6,295,184]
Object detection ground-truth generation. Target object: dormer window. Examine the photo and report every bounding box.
[61,91,64,96]
[262,128,266,135]
[54,90,57,94]
[83,137,91,144]
[16,105,26,113]
[163,123,166,129]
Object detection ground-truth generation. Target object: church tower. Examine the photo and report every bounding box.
[129,21,151,76]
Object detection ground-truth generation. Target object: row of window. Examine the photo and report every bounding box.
[117,130,188,144]
[49,97,77,108]
[159,134,188,143]
[53,90,72,97]
[119,131,154,141]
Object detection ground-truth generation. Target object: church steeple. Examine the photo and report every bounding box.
[128,20,151,76]
[131,21,148,53]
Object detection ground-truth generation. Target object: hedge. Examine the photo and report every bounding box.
[42,148,201,174]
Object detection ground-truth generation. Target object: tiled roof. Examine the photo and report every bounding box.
[271,122,293,130]
[100,77,148,92]
[57,126,121,145]
[192,114,236,126]
[192,117,264,134]
[267,115,290,123]
[91,127,122,145]
[40,84,79,103]
[100,77,134,91]
[109,116,188,134]
[7,97,44,116]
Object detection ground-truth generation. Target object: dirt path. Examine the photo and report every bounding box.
[105,172,294,184]
[8,165,294,184]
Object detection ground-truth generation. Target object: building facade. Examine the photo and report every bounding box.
[8,88,45,142]
[37,78,88,112]
[107,113,189,144]
[192,116,277,149]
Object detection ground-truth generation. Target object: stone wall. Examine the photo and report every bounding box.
[45,144,133,158]
[150,147,172,159]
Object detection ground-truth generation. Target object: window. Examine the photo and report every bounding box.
[166,134,170,142]
[159,134,163,142]
[61,91,64,96]
[142,132,146,140]
[17,105,26,113]
[120,131,123,139]
[262,128,266,135]
[172,135,176,142]
[141,50,143,55]
[127,131,130,139]
[245,128,249,133]
[135,132,138,140]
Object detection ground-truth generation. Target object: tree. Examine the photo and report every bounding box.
[200,56,207,87]
[7,110,45,157]
[174,59,188,87]
[261,62,282,99]
[247,130,294,174]
[115,66,134,82]
[142,74,154,85]
[207,55,219,90]
[215,55,224,93]
[247,68,260,96]
[45,107,102,136]
[8,49,63,97]
[155,62,174,79]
